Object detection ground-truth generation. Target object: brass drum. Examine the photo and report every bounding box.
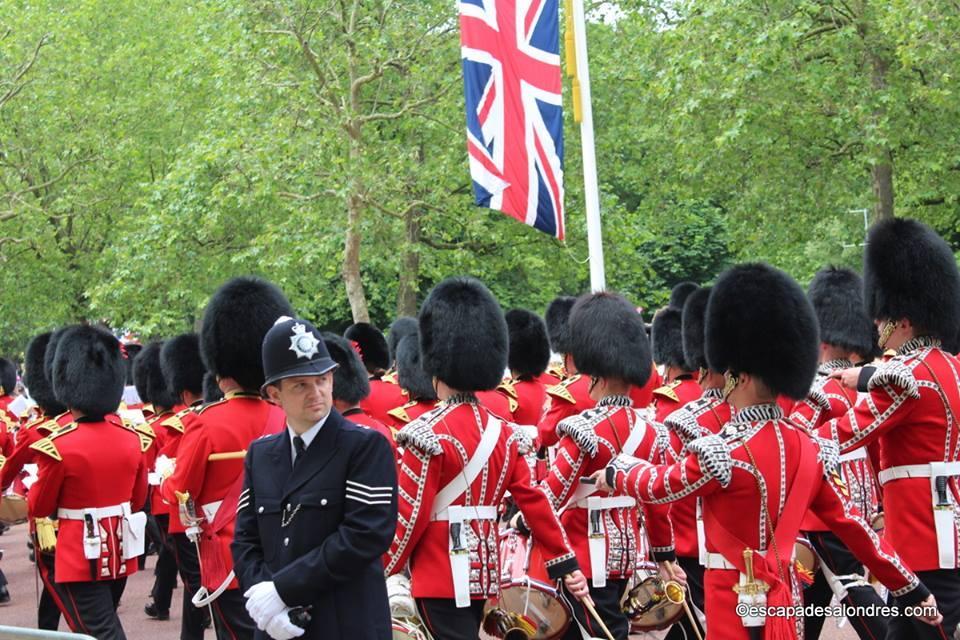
[0,493,27,525]
[483,531,571,640]
[794,536,819,587]
[392,619,427,640]
[623,563,685,632]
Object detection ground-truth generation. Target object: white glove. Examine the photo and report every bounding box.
[154,454,175,479]
[387,573,416,618]
[265,609,305,640]
[244,582,288,630]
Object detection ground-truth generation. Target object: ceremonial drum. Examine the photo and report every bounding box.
[0,493,28,525]
[483,530,571,640]
[793,536,820,587]
[622,561,685,632]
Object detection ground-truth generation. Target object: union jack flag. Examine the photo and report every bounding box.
[460,0,565,239]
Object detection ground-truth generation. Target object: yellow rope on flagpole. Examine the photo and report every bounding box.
[564,0,582,123]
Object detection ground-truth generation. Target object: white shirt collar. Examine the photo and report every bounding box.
[287,412,330,462]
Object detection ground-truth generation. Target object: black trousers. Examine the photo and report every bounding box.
[59,580,127,640]
[887,568,960,640]
[211,588,256,640]
[415,598,486,640]
[150,514,179,612]
[803,529,890,640]
[172,532,208,640]
[561,579,630,640]
[37,549,64,630]
[665,557,707,640]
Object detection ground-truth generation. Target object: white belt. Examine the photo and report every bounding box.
[437,505,497,608]
[704,552,737,570]
[839,448,867,463]
[58,502,128,520]
[878,461,960,569]
[877,461,960,485]
[583,495,636,588]
[432,505,497,522]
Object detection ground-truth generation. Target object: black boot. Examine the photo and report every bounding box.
[144,600,170,620]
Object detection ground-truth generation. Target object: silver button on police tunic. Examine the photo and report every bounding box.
[284,537,289,546]
[321,498,328,506]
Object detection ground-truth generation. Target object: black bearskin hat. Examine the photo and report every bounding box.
[51,325,125,416]
[161,333,205,398]
[200,276,294,391]
[123,343,142,385]
[681,287,711,372]
[0,358,16,397]
[344,323,390,376]
[387,317,418,366]
[203,373,223,404]
[808,266,877,358]
[568,292,652,387]
[669,282,699,309]
[134,342,179,409]
[44,327,71,385]
[545,296,577,354]
[651,307,689,370]
[419,277,507,391]
[864,218,960,343]
[706,263,818,400]
[25,332,66,415]
[323,332,371,406]
[505,309,550,380]
[396,333,437,401]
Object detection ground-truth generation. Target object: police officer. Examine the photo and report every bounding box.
[233,317,398,640]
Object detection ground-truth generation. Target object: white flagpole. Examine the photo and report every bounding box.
[570,0,605,292]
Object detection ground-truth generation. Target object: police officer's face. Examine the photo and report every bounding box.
[270,373,333,432]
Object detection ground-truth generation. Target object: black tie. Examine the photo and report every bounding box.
[292,436,306,467]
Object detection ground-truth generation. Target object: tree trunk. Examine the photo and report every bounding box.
[397,206,421,316]
[344,190,370,323]
[868,47,894,221]
[871,156,894,220]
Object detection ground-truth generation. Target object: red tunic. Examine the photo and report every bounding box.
[821,337,960,571]
[361,374,408,425]
[629,363,661,410]
[613,403,921,639]
[538,374,595,448]
[496,378,547,426]
[661,388,730,558]
[342,407,397,454]
[386,398,578,600]
[476,388,514,420]
[652,375,703,424]
[28,415,148,583]
[0,395,19,457]
[790,360,879,532]
[383,398,438,434]
[1,412,71,491]
[160,391,285,591]
[539,396,675,581]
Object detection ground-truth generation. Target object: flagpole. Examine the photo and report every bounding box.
[570,0,605,292]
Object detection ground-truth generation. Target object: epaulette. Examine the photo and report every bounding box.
[395,410,444,455]
[497,379,517,399]
[652,380,682,403]
[664,406,707,444]
[506,396,518,413]
[815,436,840,476]
[123,421,154,453]
[387,400,417,425]
[29,422,78,462]
[195,397,228,415]
[686,434,732,487]
[135,422,156,439]
[382,371,399,385]
[507,422,534,454]
[868,359,920,399]
[556,407,607,457]
[883,349,897,359]
[546,375,581,405]
[160,414,185,434]
[806,388,832,412]
[546,363,565,379]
